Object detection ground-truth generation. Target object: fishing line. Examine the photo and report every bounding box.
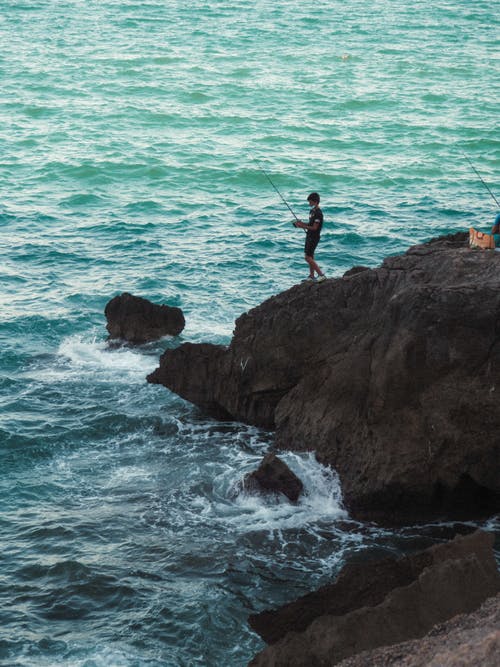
[252,157,300,221]
[380,169,401,187]
[462,152,500,209]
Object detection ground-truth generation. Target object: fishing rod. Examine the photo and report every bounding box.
[253,158,300,222]
[462,152,500,209]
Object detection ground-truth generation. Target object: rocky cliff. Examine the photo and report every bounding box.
[148,233,500,520]
[249,530,500,667]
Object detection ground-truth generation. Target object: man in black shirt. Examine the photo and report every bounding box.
[294,192,327,282]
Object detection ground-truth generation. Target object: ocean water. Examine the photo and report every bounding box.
[1,1,499,665]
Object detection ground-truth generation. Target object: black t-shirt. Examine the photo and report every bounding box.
[307,206,323,240]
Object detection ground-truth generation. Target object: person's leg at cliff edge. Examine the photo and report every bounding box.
[293,192,326,282]
[491,210,500,250]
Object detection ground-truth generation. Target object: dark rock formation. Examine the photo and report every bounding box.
[248,530,500,667]
[242,453,304,502]
[249,544,434,645]
[337,592,500,666]
[147,233,500,519]
[105,292,185,343]
[343,265,370,277]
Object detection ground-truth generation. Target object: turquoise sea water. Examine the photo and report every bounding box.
[1,1,499,665]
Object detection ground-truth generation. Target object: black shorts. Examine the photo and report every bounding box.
[305,235,319,258]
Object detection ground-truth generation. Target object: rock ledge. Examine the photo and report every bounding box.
[148,233,500,519]
[249,530,500,667]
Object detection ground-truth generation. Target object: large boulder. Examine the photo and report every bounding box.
[242,453,304,502]
[147,233,500,519]
[248,530,500,667]
[105,292,185,343]
[338,592,500,667]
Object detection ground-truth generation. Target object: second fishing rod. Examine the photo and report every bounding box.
[461,151,500,209]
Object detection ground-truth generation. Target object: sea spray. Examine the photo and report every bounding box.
[225,452,347,533]
[58,334,159,380]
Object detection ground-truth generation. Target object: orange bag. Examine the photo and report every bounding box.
[469,227,496,249]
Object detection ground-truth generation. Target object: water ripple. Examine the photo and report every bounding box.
[1,0,498,664]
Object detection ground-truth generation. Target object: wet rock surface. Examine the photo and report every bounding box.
[242,452,304,502]
[147,233,500,520]
[105,292,185,343]
[248,530,500,667]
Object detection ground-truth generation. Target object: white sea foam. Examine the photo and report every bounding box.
[220,451,347,533]
[57,334,157,382]
[103,465,154,488]
[45,644,152,667]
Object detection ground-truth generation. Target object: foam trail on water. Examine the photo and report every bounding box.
[27,643,155,667]
[57,334,157,382]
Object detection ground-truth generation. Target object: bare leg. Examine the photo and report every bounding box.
[305,255,324,277]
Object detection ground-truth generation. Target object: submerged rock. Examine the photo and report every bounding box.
[248,530,500,667]
[105,292,185,343]
[242,452,304,502]
[147,233,500,520]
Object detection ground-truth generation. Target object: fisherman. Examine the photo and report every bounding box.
[490,211,500,247]
[294,192,327,282]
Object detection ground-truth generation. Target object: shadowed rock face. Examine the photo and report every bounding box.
[249,549,434,646]
[105,292,185,343]
[242,453,304,502]
[147,233,500,519]
[248,530,500,667]
[337,592,500,667]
